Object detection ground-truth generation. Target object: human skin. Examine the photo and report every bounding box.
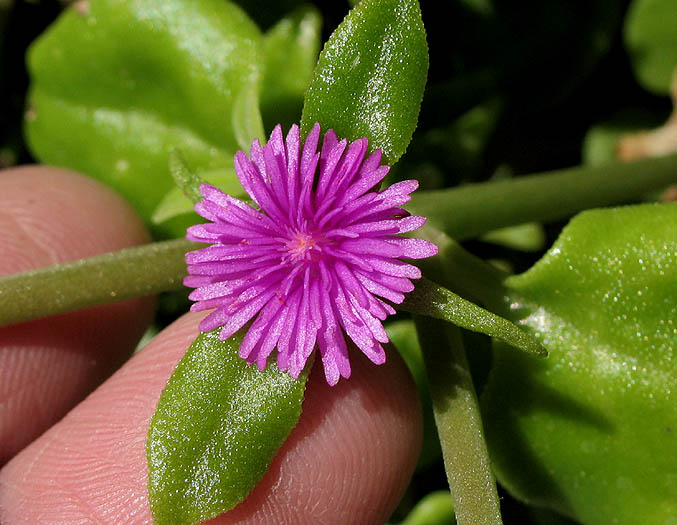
[0,166,422,524]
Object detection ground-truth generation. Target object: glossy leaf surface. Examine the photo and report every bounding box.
[25,0,262,220]
[401,278,547,358]
[147,328,309,524]
[483,203,677,524]
[301,0,428,165]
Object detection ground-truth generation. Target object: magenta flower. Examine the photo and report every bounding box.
[184,123,438,385]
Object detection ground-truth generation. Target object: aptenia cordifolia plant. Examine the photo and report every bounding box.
[0,0,675,524]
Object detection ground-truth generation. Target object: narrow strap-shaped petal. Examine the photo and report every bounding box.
[188,277,249,301]
[358,148,381,174]
[234,151,287,223]
[199,184,256,215]
[249,139,267,181]
[396,215,427,233]
[321,191,376,228]
[336,300,385,365]
[183,274,222,289]
[339,165,390,205]
[239,297,284,359]
[268,124,287,168]
[366,294,392,320]
[285,125,301,220]
[385,237,439,259]
[186,224,221,243]
[343,191,415,225]
[316,137,367,206]
[316,133,347,199]
[199,307,232,332]
[357,268,415,293]
[318,329,351,385]
[300,123,321,182]
[348,294,390,344]
[197,194,283,234]
[322,246,374,273]
[361,256,422,279]
[334,260,370,308]
[318,331,339,386]
[318,286,351,383]
[219,286,278,341]
[253,302,290,369]
[187,256,282,276]
[339,238,403,258]
[275,289,303,369]
[343,219,400,236]
[354,271,406,304]
[185,244,271,264]
[263,133,290,212]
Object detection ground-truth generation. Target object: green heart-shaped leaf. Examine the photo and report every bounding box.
[482,203,677,524]
[301,0,428,165]
[25,0,262,221]
[147,328,309,524]
[625,0,677,94]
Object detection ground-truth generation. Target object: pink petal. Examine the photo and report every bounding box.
[386,237,439,259]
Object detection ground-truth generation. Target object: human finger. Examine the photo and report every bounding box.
[0,310,422,524]
[0,166,155,464]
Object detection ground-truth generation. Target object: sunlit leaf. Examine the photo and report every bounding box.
[147,328,309,524]
[401,278,547,358]
[25,0,262,221]
[625,0,677,94]
[483,203,677,525]
[301,0,428,165]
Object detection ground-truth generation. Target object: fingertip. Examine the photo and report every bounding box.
[0,166,149,274]
[0,312,422,524]
[0,165,155,463]
[218,345,422,524]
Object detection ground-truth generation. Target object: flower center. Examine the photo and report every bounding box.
[285,229,322,262]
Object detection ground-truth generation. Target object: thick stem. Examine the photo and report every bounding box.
[409,153,677,240]
[2,155,674,327]
[0,239,194,327]
[415,316,503,525]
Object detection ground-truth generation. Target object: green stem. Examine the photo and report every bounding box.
[409,153,677,240]
[415,316,503,525]
[0,239,194,327]
[3,155,674,327]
